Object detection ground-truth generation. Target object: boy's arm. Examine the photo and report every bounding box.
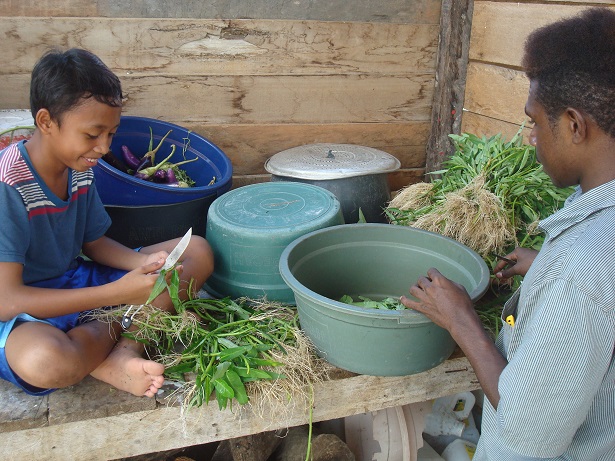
[82,236,164,271]
[0,259,165,322]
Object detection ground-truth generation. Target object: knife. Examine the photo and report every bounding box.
[162,227,192,270]
[121,227,193,330]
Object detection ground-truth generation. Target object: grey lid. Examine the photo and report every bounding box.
[0,109,34,131]
[264,143,401,180]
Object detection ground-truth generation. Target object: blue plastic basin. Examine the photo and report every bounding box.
[93,116,233,206]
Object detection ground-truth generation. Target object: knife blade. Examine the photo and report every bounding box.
[162,227,192,270]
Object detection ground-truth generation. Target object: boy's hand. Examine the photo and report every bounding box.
[141,250,169,272]
[114,258,168,305]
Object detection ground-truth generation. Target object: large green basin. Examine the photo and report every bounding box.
[279,223,490,376]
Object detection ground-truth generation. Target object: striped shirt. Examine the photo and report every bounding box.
[0,141,110,284]
[474,180,615,460]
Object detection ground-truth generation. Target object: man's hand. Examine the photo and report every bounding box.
[400,268,475,332]
[494,247,538,279]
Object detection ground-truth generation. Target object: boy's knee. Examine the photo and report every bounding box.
[12,335,88,388]
[189,235,214,273]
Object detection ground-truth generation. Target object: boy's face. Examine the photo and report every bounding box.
[46,97,121,173]
[525,80,578,189]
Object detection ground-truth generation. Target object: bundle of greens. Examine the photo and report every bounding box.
[386,130,573,266]
[94,275,326,413]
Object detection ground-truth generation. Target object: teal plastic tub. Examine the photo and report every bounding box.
[204,182,345,303]
[279,223,490,376]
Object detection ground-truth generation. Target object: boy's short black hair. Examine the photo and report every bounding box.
[522,7,615,138]
[30,48,123,126]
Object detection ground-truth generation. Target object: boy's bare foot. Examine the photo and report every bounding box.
[90,342,165,398]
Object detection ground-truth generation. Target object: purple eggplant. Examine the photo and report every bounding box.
[166,168,177,184]
[121,145,140,170]
[102,152,129,173]
[152,169,167,183]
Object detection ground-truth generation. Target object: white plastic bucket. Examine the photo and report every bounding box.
[423,392,476,438]
[441,439,476,461]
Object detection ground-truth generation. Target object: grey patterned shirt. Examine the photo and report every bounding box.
[474,180,615,460]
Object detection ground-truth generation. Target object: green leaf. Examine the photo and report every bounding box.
[167,270,181,308]
[357,208,367,223]
[213,378,234,399]
[247,357,285,368]
[164,362,195,376]
[212,361,232,381]
[233,367,277,379]
[226,368,249,405]
[218,346,252,362]
[147,270,168,304]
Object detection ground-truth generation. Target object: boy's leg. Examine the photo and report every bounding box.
[139,234,214,310]
[89,325,165,398]
[5,319,165,397]
[5,319,116,390]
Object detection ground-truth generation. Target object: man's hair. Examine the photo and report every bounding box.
[30,48,123,126]
[522,7,615,138]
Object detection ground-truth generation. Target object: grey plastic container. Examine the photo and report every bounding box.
[265,144,401,224]
[279,223,490,376]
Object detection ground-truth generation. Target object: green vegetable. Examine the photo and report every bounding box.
[118,273,300,410]
[339,295,405,310]
[386,128,574,267]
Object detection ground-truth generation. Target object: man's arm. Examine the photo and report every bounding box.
[400,267,507,407]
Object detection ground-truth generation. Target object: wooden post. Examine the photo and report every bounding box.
[425,0,474,176]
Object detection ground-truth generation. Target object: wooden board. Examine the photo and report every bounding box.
[0,19,439,77]
[470,2,615,67]
[424,0,473,172]
[0,356,479,461]
[460,111,531,142]
[172,121,430,174]
[463,62,529,124]
[3,74,435,125]
[0,0,443,23]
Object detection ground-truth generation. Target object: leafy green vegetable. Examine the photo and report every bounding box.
[386,129,574,267]
[120,273,300,410]
[339,295,405,310]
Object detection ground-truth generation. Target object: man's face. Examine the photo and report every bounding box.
[525,81,577,189]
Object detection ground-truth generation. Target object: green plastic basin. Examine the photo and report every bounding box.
[279,223,490,376]
[205,182,344,302]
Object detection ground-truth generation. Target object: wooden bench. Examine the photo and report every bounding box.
[0,351,479,461]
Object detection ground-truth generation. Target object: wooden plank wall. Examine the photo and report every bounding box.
[0,1,444,190]
[463,0,615,142]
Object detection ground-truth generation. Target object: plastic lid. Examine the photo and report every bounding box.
[264,143,401,180]
[0,109,34,131]
[212,182,341,230]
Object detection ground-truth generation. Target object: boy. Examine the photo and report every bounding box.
[0,48,214,398]
[401,8,615,460]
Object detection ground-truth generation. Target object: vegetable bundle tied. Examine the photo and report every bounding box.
[96,267,319,412]
[386,129,574,263]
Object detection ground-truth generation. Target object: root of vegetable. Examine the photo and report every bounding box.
[89,294,328,423]
[386,129,574,266]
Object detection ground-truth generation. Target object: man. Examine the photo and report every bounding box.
[401,8,615,460]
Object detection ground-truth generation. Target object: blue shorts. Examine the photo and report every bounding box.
[0,258,127,396]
